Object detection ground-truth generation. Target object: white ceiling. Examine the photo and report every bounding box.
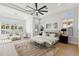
[13,3,79,18]
[1,3,79,18]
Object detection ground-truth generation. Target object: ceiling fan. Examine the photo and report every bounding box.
[26,3,48,16]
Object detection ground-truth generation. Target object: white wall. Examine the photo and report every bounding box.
[25,16,34,37]
[40,15,63,32]
[40,8,78,44]
[78,15,79,47]
[70,8,78,45]
[78,8,79,47]
[0,4,34,37]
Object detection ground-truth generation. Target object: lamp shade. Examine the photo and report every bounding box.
[61,28,66,31]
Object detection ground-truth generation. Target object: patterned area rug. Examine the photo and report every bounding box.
[14,40,59,56]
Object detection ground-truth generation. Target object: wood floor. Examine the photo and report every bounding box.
[13,39,79,56]
[55,43,79,56]
[14,40,59,56]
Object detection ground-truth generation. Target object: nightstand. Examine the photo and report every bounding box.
[59,35,68,44]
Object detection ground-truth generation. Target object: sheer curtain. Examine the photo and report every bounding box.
[26,18,33,38]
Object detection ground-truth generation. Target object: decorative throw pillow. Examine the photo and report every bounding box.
[49,34,55,37]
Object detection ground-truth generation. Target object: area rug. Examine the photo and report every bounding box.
[14,40,59,56]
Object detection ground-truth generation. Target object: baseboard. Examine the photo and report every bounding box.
[68,41,78,45]
[68,37,78,45]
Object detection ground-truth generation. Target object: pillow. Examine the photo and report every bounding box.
[43,32,47,36]
[49,34,55,37]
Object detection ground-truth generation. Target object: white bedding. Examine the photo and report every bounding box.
[31,35,59,46]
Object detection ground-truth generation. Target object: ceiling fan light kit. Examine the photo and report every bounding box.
[26,3,48,16]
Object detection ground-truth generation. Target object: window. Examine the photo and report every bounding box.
[1,25,5,29]
[6,24,9,29]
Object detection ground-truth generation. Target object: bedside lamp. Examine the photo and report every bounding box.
[61,28,66,34]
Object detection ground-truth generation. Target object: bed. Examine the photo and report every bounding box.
[31,33,59,48]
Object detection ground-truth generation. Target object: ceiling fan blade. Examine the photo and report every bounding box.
[26,5,35,10]
[38,11,44,15]
[25,10,34,12]
[38,6,47,10]
[31,13,34,15]
[40,10,48,12]
[35,3,38,10]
